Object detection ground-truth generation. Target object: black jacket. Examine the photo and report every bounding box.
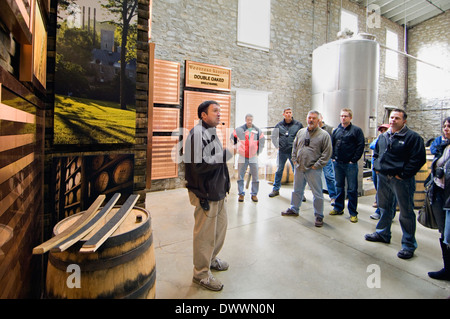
[271,119,303,153]
[373,125,426,180]
[331,123,365,163]
[184,121,232,201]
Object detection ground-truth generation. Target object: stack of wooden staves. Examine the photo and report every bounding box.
[33,193,139,254]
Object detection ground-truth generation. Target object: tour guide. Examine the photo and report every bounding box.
[184,100,233,291]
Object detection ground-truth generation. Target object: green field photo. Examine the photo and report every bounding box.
[54,0,138,145]
[54,94,136,145]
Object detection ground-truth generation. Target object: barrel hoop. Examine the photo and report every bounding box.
[49,233,153,272]
[123,267,156,299]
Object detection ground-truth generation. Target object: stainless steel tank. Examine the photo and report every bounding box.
[312,34,380,138]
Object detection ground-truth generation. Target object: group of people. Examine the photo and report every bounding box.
[183,100,449,291]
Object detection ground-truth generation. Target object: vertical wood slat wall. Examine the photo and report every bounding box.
[151,59,181,181]
[0,76,44,298]
[183,91,231,148]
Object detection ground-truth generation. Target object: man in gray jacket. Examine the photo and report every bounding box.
[281,110,332,227]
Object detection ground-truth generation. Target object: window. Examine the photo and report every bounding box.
[237,0,271,51]
[385,29,398,79]
[340,9,358,35]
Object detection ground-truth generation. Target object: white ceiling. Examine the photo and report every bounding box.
[350,0,450,28]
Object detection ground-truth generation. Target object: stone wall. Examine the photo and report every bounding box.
[406,10,450,142]
[149,0,407,191]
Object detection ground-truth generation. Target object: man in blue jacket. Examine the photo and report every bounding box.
[365,109,426,260]
[269,107,303,197]
[330,108,365,223]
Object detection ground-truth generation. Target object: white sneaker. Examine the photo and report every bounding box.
[210,257,229,271]
[370,212,380,220]
[193,274,223,291]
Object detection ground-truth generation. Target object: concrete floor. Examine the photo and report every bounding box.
[145,178,450,299]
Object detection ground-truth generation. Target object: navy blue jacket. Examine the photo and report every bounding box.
[331,123,365,164]
[271,119,303,154]
[373,126,426,180]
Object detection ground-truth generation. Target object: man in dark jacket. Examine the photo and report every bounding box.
[269,107,303,197]
[184,100,233,291]
[365,109,426,260]
[330,108,365,223]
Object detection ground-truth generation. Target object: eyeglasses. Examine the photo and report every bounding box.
[305,139,310,146]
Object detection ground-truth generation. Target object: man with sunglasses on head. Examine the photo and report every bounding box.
[281,110,332,227]
[329,108,365,223]
[365,108,426,260]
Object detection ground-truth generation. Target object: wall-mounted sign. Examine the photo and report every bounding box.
[185,61,231,92]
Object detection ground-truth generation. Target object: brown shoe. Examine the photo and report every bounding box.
[315,216,324,227]
[238,195,244,202]
[251,195,258,202]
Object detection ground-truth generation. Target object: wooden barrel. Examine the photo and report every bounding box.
[95,171,109,192]
[46,206,156,299]
[113,159,133,185]
[414,163,429,209]
[426,147,433,175]
[265,160,294,184]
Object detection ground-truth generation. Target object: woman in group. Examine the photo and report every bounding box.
[428,116,450,281]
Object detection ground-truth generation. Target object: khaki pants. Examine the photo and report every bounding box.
[189,191,228,279]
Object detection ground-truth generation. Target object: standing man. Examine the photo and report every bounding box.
[231,114,265,202]
[330,108,365,223]
[184,100,233,291]
[269,107,303,197]
[365,109,426,259]
[281,111,332,227]
[319,113,337,206]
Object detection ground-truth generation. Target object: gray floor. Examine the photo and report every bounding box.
[145,178,450,299]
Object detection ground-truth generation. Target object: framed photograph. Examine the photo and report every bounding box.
[53,0,138,146]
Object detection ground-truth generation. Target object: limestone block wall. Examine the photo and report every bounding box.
[406,10,450,141]
[149,0,408,191]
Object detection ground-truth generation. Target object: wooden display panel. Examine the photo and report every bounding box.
[185,61,231,92]
[151,136,178,180]
[152,107,180,132]
[153,59,180,105]
[183,91,231,148]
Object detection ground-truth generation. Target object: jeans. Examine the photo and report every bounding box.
[430,184,450,244]
[237,155,259,196]
[373,169,397,216]
[445,210,450,247]
[333,161,359,216]
[290,167,324,217]
[323,159,337,199]
[273,151,294,191]
[375,173,417,252]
